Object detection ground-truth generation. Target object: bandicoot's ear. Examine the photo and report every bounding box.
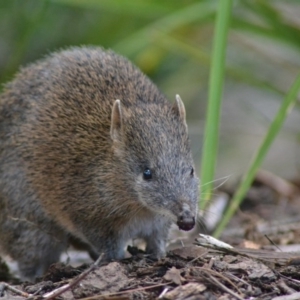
[110,99,123,141]
[172,94,187,128]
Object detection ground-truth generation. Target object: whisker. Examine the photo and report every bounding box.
[199,174,233,188]
[213,175,232,190]
[196,217,209,233]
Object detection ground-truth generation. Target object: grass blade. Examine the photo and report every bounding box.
[213,73,300,238]
[200,0,233,208]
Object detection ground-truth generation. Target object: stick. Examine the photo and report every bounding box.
[0,282,31,298]
[42,253,104,300]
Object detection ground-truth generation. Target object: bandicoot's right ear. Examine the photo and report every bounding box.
[110,99,123,141]
[172,94,187,129]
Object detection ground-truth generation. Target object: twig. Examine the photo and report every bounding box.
[256,169,300,199]
[274,269,300,285]
[193,267,241,293]
[207,257,215,269]
[207,274,244,300]
[0,282,31,298]
[42,253,104,300]
[224,272,251,287]
[78,282,170,300]
[272,292,300,300]
[158,287,170,299]
[264,234,282,252]
[187,249,209,265]
[277,279,296,295]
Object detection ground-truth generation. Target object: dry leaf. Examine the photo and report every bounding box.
[163,283,206,299]
[163,267,185,285]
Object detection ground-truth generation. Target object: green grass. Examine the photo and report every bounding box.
[200,0,233,208]
[214,73,300,237]
[198,0,300,237]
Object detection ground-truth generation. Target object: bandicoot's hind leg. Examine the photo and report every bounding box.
[0,213,67,280]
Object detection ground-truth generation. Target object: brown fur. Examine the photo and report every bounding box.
[0,46,199,280]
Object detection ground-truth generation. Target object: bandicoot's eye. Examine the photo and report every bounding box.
[190,167,194,176]
[143,168,152,180]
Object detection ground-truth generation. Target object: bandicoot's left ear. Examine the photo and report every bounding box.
[172,94,187,128]
[110,99,123,142]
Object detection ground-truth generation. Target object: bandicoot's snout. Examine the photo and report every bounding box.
[177,211,195,231]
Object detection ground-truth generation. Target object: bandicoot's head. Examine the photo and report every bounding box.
[110,95,199,230]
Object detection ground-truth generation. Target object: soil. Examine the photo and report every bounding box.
[1,172,300,300]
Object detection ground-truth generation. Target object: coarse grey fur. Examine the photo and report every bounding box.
[0,46,199,280]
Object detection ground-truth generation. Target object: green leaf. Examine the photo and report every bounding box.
[200,0,233,207]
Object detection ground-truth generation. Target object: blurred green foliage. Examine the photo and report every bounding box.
[1,0,299,97]
[0,0,212,84]
[0,0,299,153]
[1,0,300,166]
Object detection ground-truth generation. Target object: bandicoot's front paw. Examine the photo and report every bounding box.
[146,244,166,260]
[148,251,166,261]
